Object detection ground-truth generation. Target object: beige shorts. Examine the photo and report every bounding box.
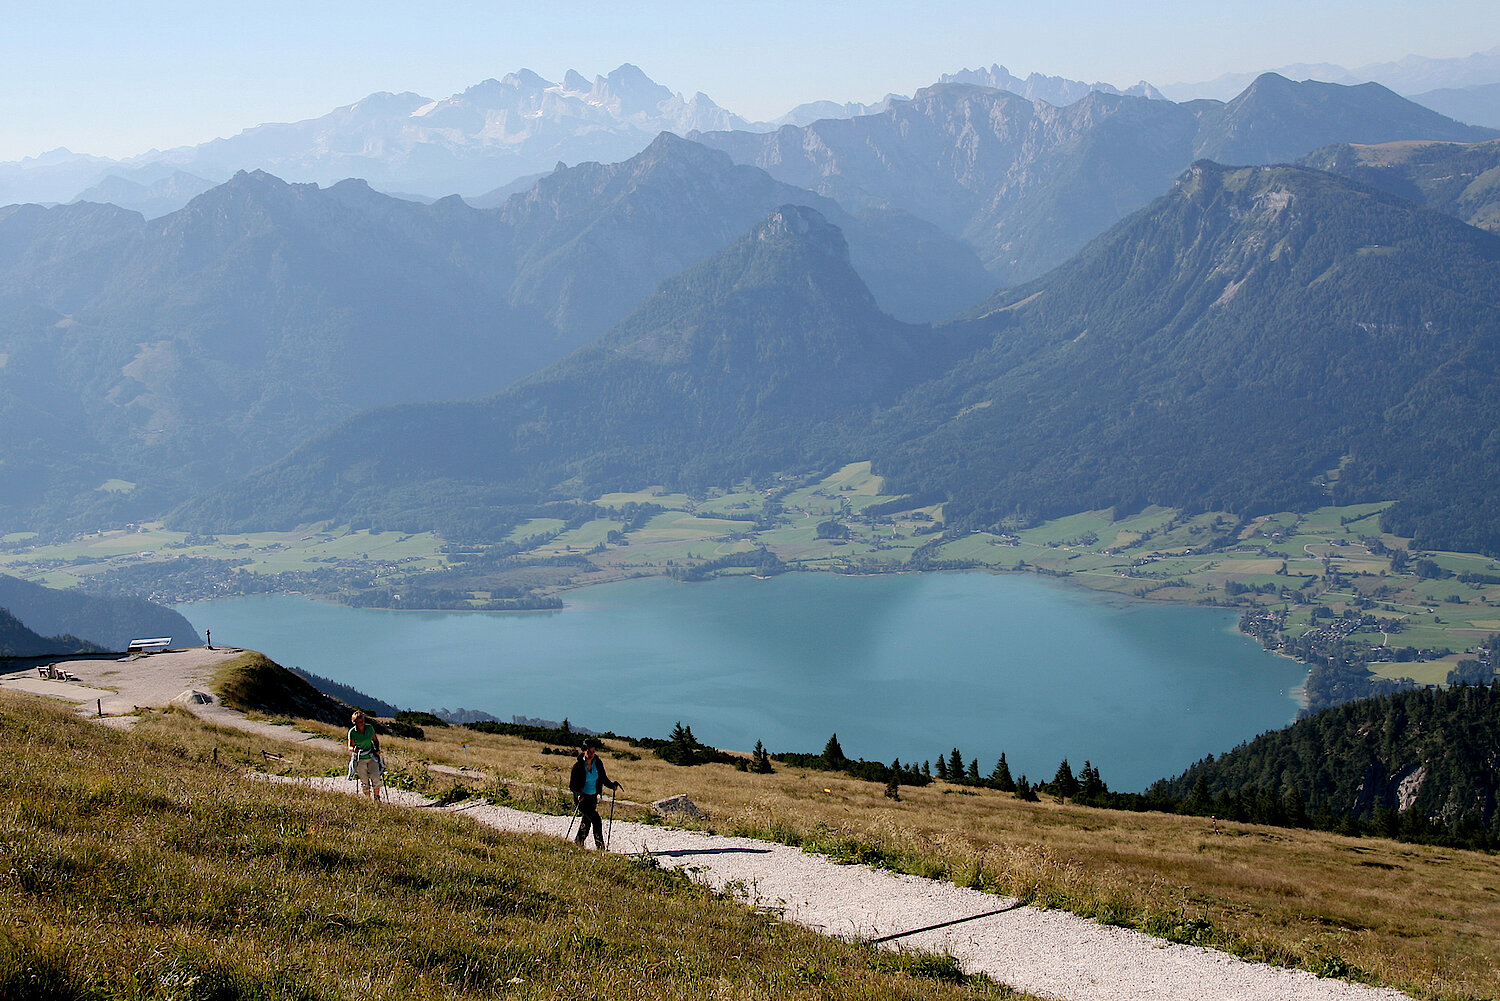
[354,756,382,792]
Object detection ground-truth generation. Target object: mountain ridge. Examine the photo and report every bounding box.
[694,73,1495,284]
[0,573,201,650]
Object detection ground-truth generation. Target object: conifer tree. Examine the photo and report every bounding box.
[1189,773,1211,811]
[934,754,949,780]
[823,733,846,767]
[752,739,774,774]
[991,752,1015,792]
[948,748,964,783]
[967,757,980,782]
[1285,786,1307,827]
[661,721,700,765]
[1052,758,1080,799]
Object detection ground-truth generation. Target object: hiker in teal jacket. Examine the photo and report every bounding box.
[568,738,621,848]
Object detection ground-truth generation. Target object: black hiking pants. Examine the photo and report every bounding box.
[575,794,604,846]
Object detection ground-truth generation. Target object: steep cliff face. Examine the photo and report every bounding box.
[698,84,1200,283]
[696,74,1496,285]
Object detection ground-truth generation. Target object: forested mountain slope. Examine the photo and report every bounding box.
[1159,680,1500,836]
[1301,138,1500,233]
[872,161,1500,555]
[0,607,103,657]
[0,574,201,650]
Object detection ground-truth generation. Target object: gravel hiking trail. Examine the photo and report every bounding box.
[286,779,1412,1001]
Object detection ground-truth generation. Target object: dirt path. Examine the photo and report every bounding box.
[4,651,1412,1000]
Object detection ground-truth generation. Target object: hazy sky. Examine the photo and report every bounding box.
[5,0,1497,163]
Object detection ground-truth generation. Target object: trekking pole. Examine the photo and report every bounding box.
[606,787,617,850]
[565,795,582,842]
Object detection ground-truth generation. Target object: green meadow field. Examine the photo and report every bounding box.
[2,462,1497,680]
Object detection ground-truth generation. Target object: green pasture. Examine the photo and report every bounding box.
[532,518,614,555]
[695,487,766,517]
[594,488,696,509]
[822,461,890,505]
[1015,511,1114,548]
[632,510,755,541]
[504,517,567,543]
[933,533,1026,567]
[0,523,449,581]
[1106,505,1179,544]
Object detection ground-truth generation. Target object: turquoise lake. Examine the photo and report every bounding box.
[177,571,1307,791]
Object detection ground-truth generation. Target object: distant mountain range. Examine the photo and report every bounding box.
[6,68,1500,558]
[0,135,989,529]
[694,73,1495,284]
[176,162,1500,558]
[11,53,1494,219]
[172,204,983,534]
[939,64,1165,104]
[0,65,753,207]
[1161,44,1500,107]
[0,65,915,212]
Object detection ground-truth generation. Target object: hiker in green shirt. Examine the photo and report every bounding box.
[347,710,384,802]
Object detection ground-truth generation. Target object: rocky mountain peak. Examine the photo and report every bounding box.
[589,63,674,116]
[753,204,850,262]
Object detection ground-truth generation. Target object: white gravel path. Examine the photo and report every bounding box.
[287,777,1413,1001]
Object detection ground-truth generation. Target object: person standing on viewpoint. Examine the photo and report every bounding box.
[347,710,384,802]
[569,738,621,848]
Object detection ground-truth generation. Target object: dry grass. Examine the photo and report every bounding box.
[0,692,1032,1000]
[351,719,1500,1000]
[10,678,1494,999]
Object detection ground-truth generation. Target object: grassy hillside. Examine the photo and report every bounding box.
[0,692,1019,1001]
[5,656,1499,997]
[213,649,360,725]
